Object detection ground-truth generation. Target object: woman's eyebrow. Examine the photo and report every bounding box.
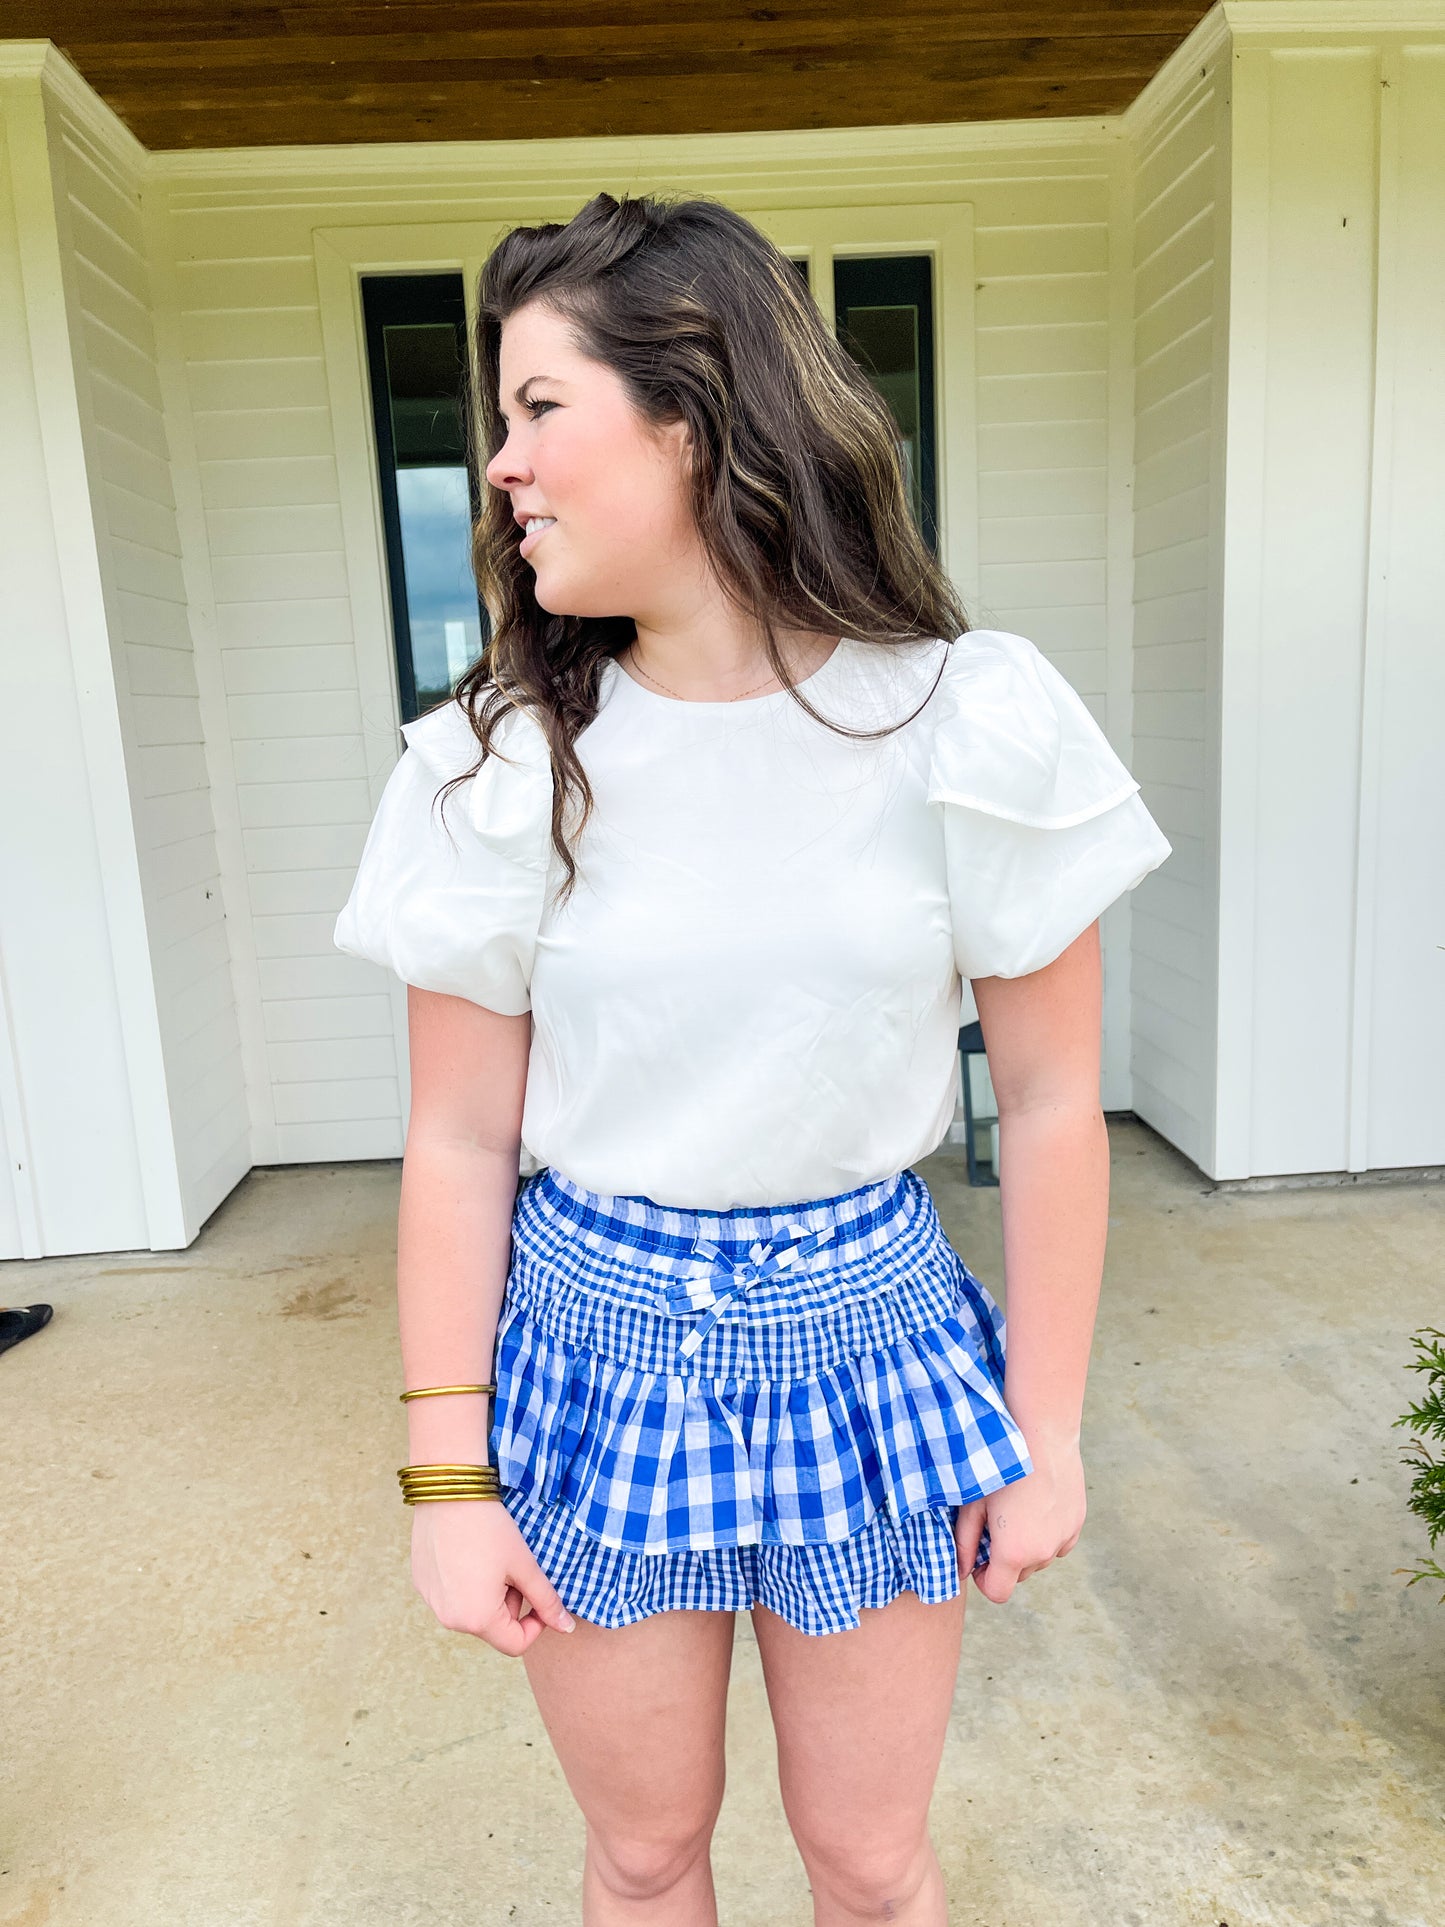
[499,375,564,423]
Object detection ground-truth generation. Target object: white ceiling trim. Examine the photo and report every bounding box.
[1225,1,1445,27]
[0,39,148,182]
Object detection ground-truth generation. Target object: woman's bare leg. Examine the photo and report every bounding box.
[521,1606,737,1925]
[752,1586,967,1925]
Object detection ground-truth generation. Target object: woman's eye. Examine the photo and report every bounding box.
[524,398,556,417]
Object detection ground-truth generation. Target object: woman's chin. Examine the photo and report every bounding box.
[532,576,617,619]
[534,596,590,619]
[530,574,573,616]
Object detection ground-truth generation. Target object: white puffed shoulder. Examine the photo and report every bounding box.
[926,630,1172,980]
[332,695,553,1015]
[399,696,553,869]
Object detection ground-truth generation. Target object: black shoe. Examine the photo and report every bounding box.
[0,1304,53,1356]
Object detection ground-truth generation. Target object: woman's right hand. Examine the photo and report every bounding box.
[410,1500,577,1655]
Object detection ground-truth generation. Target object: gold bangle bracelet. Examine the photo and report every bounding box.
[400,1474,501,1483]
[401,1486,501,1502]
[400,1479,501,1489]
[399,1383,497,1402]
[400,1490,502,1503]
[402,1479,504,1495]
[400,1475,501,1485]
[404,1492,503,1504]
[397,1463,501,1483]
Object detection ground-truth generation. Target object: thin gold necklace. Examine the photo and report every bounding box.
[624,644,780,702]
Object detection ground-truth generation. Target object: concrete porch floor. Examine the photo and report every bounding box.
[2,1117,1442,1927]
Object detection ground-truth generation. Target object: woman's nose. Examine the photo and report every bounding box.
[485,434,531,492]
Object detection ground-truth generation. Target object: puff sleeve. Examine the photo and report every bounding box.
[332,697,553,1015]
[928,630,1172,981]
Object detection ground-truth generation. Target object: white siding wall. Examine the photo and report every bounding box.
[965,160,1142,1121]
[160,195,403,1164]
[156,137,1144,1161]
[0,76,153,1256]
[1,55,248,1256]
[973,172,1111,658]
[51,104,250,1231]
[1367,48,1445,1170]
[1217,33,1445,1177]
[1126,47,1228,1174]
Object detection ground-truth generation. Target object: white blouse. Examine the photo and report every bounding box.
[334,630,1171,1206]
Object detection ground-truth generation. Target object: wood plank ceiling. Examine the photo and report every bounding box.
[11,3,1214,150]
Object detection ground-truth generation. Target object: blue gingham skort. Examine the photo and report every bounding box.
[487,1163,1033,1637]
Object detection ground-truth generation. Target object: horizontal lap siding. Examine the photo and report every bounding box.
[974,178,1111,672]
[170,222,401,1161]
[1129,71,1220,1163]
[58,116,250,1228]
[972,172,1137,1127]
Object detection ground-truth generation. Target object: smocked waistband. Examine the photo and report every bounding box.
[530,1163,917,1267]
[507,1163,967,1381]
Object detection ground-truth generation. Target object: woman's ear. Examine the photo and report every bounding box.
[661,414,694,477]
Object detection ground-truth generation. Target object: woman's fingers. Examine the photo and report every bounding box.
[478,1593,539,1658]
[510,1554,577,1635]
[953,1497,986,1578]
[412,1508,575,1654]
[973,1553,1017,1603]
[980,1551,1061,1598]
[968,1453,1087,1603]
[466,1568,575,1657]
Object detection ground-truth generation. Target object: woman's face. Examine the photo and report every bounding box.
[484,300,697,619]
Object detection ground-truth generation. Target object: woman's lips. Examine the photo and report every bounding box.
[519,518,555,559]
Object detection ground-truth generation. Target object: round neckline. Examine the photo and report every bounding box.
[608,636,849,710]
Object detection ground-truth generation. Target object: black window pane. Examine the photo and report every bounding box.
[361,275,490,723]
[833,255,937,552]
[385,323,467,462]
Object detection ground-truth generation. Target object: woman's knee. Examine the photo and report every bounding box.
[790,1822,936,1919]
[587,1805,723,1903]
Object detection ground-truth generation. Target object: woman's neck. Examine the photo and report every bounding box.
[622,625,840,702]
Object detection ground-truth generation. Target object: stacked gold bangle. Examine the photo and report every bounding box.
[398,1463,502,1503]
[396,1382,502,1504]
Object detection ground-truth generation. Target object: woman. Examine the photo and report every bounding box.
[335,191,1171,1925]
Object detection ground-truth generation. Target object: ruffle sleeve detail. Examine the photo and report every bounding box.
[927,630,1172,980]
[332,697,553,1015]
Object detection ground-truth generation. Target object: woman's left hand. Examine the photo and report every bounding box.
[953,1432,1086,1604]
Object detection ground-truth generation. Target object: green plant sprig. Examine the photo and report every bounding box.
[1392,1325,1445,1601]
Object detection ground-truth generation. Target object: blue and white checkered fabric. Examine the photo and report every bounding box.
[489,1164,1034,1636]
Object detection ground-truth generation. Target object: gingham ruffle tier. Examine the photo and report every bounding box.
[489,1164,1034,1635]
[500,1486,977,1635]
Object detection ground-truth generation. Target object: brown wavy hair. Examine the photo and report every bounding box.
[444,189,969,903]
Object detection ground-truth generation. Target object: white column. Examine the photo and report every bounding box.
[1217,13,1445,1176]
[0,55,185,1254]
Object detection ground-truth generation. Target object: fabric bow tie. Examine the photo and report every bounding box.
[660,1220,839,1360]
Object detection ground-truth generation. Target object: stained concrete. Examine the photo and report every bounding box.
[2,1118,1442,1926]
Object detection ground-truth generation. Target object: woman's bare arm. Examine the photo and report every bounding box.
[974,920,1110,1449]
[397,984,574,1650]
[958,920,1110,1601]
[398,984,532,1463]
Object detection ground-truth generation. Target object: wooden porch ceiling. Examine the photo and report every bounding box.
[14,3,1214,151]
